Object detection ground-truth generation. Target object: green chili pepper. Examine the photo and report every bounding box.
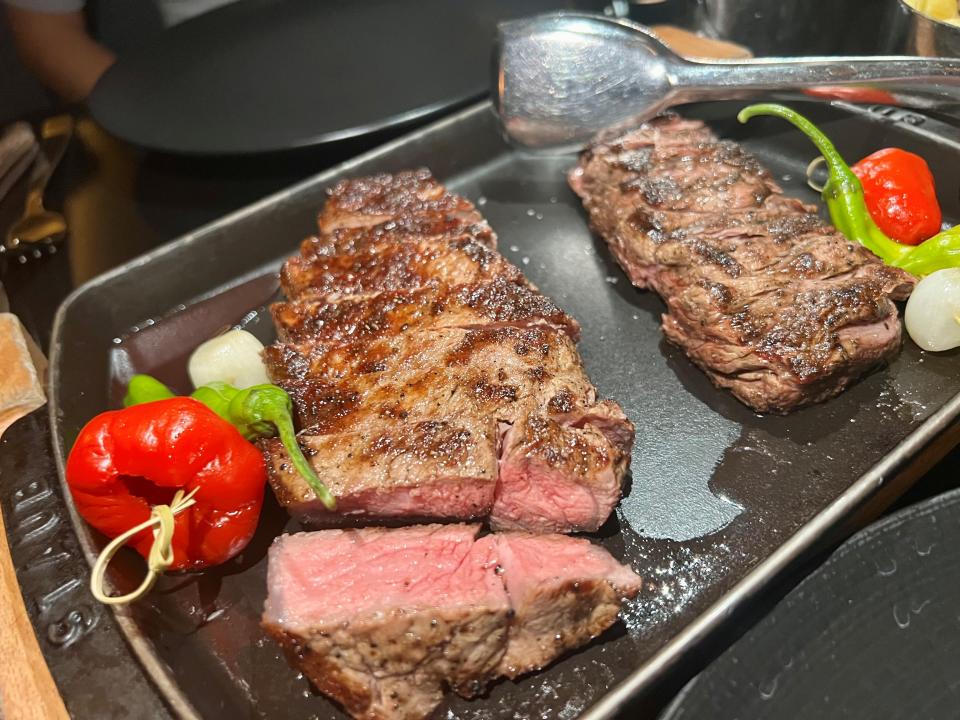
[123,374,176,407]
[737,103,960,276]
[891,226,960,277]
[207,383,335,510]
[124,375,336,510]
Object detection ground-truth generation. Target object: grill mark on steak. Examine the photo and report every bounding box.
[280,237,522,301]
[265,326,597,439]
[445,326,552,366]
[618,139,778,213]
[266,169,633,527]
[263,417,500,523]
[366,420,474,463]
[570,114,917,413]
[305,214,496,259]
[273,278,579,346]
[319,169,480,234]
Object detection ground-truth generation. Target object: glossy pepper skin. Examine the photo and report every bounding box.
[852,148,942,246]
[122,374,174,406]
[737,104,960,277]
[66,397,266,570]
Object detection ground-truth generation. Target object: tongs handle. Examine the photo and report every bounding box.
[680,55,960,111]
[495,13,960,150]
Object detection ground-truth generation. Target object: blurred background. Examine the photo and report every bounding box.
[0,0,919,127]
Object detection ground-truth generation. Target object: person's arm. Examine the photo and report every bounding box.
[5,5,115,101]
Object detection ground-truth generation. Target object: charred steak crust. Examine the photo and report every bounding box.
[570,115,916,413]
[272,278,579,347]
[262,525,642,720]
[265,169,633,531]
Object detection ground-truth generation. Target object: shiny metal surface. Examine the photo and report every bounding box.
[4,116,73,257]
[495,13,960,149]
[886,0,960,57]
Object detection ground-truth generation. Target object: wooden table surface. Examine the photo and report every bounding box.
[0,505,69,720]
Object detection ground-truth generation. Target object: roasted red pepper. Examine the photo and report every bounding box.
[852,148,942,246]
[66,397,266,570]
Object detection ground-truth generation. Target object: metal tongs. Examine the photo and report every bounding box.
[494,13,960,150]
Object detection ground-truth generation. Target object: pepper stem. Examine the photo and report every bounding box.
[738,104,849,186]
[227,386,337,510]
[738,103,912,267]
[273,413,337,510]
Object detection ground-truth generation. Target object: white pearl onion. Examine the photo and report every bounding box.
[904,268,960,352]
[188,329,270,389]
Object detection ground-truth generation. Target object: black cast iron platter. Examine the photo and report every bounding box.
[31,100,960,719]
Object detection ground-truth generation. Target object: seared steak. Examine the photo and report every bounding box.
[494,404,632,533]
[317,170,485,236]
[265,416,500,524]
[265,325,597,429]
[492,532,641,678]
[265,170,633,531]
[263,525,509,720]
[281,235,523,300]
[570,115,916,413]
[262,524,641,720]
[272,278,579,346]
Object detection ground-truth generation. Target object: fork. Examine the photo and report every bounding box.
[3,115,74,262]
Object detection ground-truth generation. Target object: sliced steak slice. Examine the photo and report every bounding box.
[272,277,579,346]
[304,214,496,259]
[264,325,598,431]
[263,525,641,720]
[493,407,632,533]
[318,169,484,237]
[263,524,509,720]
[571,113,916,413]
[263,325,630,525]
[265,400,634,528]
[263,416,499,524]
[280,236,522,301]
[491,533,642,677]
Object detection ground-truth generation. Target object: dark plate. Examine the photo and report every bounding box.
[660,485,960,720]
[87,0,583,155]
[43,101,960,719]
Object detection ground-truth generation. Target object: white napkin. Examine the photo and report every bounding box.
[0,313,47,440]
